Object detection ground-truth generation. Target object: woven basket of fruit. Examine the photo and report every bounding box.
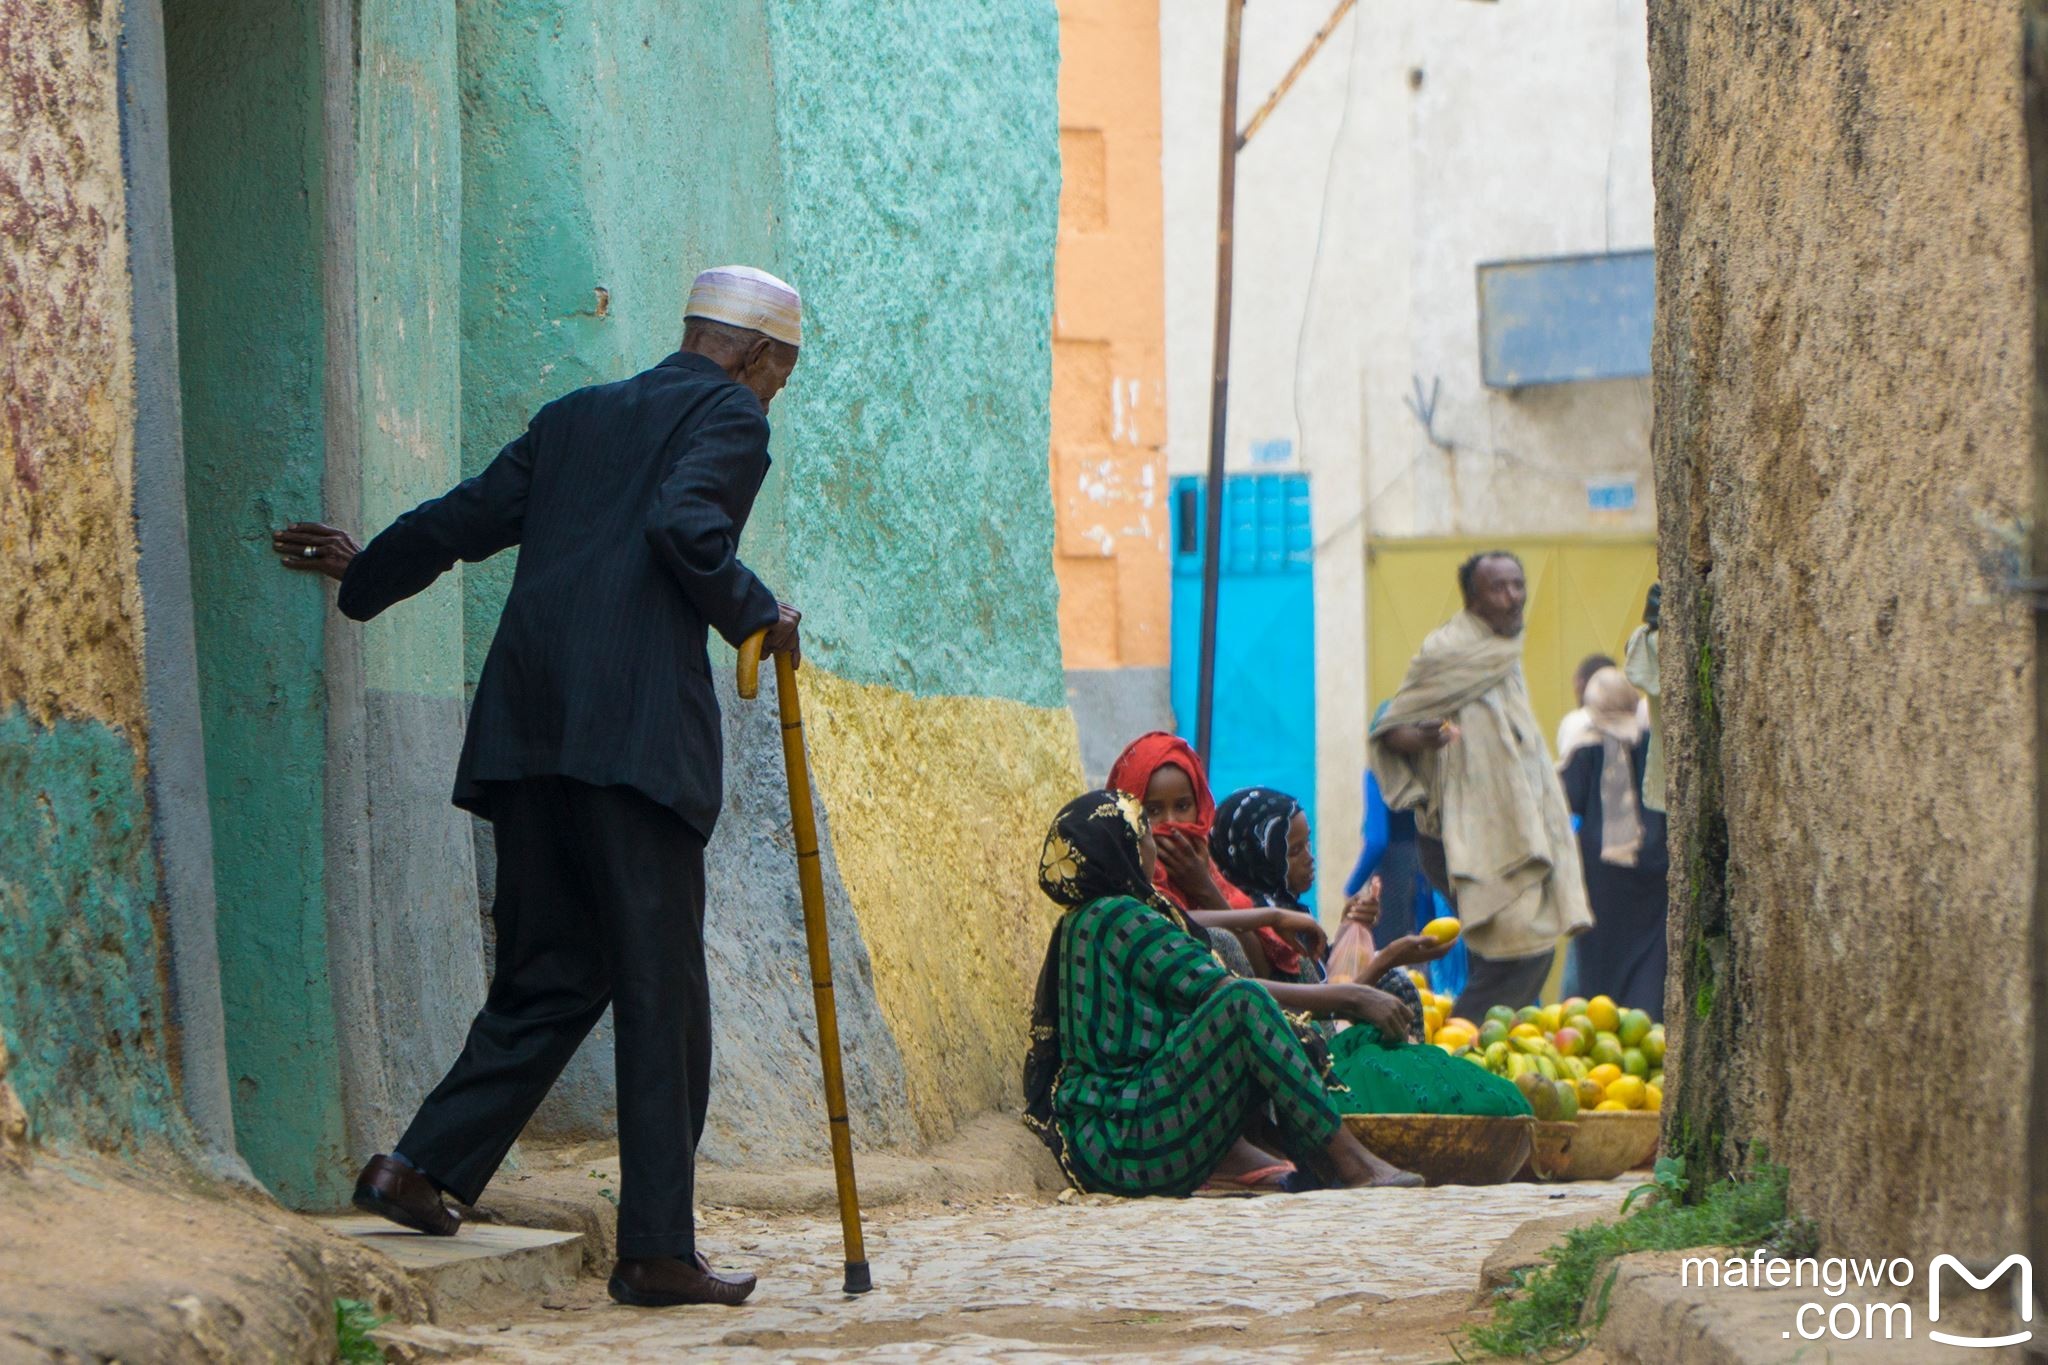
[1520,1119,1579,1181]
[1553,1109,1661,1181]
[1342,1113,1535,1186]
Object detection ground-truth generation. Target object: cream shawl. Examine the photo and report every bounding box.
[1369,611,1593,959]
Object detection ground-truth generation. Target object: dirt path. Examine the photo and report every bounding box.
[385,1181,1626,1363]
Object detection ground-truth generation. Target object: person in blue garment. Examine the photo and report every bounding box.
[1347,704,1467,999]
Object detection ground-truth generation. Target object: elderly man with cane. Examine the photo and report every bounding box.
[274,266,804,1308]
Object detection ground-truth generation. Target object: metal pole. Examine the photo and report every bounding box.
[1196,0,1246,763]
[1238,0,1355,151]
[2024,5,2048,1354]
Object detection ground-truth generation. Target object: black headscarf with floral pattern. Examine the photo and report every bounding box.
[1024,791,1205,1174]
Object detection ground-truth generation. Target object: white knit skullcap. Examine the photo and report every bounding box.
[685,265,801,347]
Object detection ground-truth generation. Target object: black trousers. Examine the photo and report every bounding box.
[1417,832,1554,1020]
[397,776,710,1260]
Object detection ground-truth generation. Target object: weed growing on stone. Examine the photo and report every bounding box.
[335,1298,387,1364]
[1465,1158,1792,1360]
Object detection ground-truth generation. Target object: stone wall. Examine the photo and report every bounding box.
[0,0,183,1153]
[3,0,1079,1196]
[1648,0,2031,1259]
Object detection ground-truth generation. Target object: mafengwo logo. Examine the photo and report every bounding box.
[1927,1254,2032,1349]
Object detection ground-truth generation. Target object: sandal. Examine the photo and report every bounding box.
[1196,1162,1297,1196]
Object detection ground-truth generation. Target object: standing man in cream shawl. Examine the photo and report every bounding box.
[1369,552,1592,1019]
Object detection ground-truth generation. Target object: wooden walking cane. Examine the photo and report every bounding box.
[737,630,872,1295]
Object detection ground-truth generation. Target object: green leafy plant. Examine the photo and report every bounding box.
[335,1298,388,1365]
[1466,1159,1792,1360]
[1619,1155,1688,1214]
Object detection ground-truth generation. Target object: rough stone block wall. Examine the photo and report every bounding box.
[0,0,183,1151]
[1649,0,2031,1259]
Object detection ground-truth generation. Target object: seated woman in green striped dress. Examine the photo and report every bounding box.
[1023,790,1425,1196]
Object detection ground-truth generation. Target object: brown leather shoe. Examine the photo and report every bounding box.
[352,1155,462,1237]
[608,1254,757,1307]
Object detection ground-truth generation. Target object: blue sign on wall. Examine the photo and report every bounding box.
[1476,248,1654,389]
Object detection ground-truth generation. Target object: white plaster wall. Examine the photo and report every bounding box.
[1162,0,1655,912]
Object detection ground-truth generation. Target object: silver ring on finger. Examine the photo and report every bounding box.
[303,546,318,559]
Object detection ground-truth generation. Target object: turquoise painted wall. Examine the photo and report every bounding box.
[455,0,787,686]
[455,0,1065,715]
[761,0,1065,709]
[165,0,350,1205]
[0,713,180,1149]
[358,0,466,697]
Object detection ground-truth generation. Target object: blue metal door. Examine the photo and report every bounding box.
[1169,474,1317,904]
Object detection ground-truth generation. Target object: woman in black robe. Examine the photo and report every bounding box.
[1558,668,1668,1020]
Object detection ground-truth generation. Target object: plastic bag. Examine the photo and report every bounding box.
[1325,918,1374,985]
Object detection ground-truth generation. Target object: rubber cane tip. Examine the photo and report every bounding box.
[842,1261,873,1295]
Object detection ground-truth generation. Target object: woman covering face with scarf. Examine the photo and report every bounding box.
[1106,733,1325,981]
[1211,787,1537,1122]
[1022,791,1424,1196]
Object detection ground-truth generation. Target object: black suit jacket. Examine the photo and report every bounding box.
[339,352,782,838]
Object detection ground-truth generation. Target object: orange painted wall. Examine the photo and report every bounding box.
[1051,0,1170,671]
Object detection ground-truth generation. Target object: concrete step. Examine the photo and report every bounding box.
[315,1216,583,1321]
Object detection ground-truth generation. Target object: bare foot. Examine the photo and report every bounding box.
[1208,1137,1285,1181]
[1323,1127,1424,1189]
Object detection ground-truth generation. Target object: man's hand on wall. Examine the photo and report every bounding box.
[273,522,361,583]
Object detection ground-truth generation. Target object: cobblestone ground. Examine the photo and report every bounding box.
[386,1182,1628,1363]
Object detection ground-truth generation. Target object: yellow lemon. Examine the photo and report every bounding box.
[1606,1075,1648,1110]
[1588,1063,1623,1089]
[1586,995,1621,1035]
[1408,970,1428,990]
[1423,1007,1445,1038]
[1422,915,1462,944]
[1644,1082,1663,1110]
[1593,1099,1628,1112]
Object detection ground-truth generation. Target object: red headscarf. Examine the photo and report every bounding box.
[1106,733,1306,976]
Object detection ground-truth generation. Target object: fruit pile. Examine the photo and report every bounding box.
[1417,984,1665,1121]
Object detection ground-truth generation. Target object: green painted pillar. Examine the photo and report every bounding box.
[166,0,479,1205]
[327,0,484,1167]
[165,0,350,1205]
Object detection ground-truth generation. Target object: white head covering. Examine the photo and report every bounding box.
[685,265,801,347]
